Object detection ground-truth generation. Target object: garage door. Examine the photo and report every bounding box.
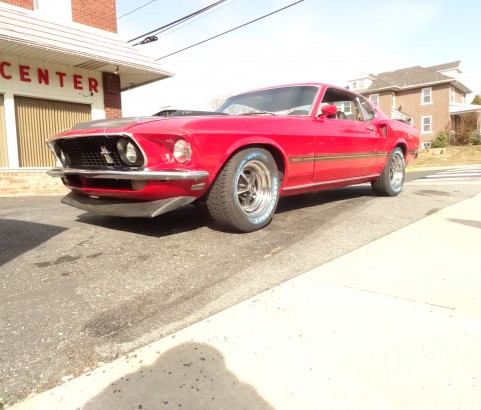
[15,96,92,167]
[0,94,7,168]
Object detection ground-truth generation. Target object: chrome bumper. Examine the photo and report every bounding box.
[47,167,209,181]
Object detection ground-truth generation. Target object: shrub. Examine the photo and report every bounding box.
[431,132,449,148]
[470,131,481,145]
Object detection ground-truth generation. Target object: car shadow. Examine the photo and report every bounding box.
[75,204,211,238]
[0,219,67,267]
[75,185,375,236]
[275,185,375,214]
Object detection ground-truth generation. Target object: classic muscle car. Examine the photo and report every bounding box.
[47,83,419,232]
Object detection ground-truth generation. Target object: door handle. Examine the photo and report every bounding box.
[366,126,376,132]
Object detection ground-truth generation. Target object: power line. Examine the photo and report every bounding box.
[118,0,158,20]
[155,0,304,61]
[128,0,228,43]
[150,0,238,42]
[118,0,151,13]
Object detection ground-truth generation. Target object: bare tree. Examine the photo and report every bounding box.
[209,93,232,110]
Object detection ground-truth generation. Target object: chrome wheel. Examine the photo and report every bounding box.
[389,151,405,191]
[371,147,405,197]
[206,148,280,232]
[235,160,273,217]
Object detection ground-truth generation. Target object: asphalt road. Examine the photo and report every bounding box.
[1,167,481,405]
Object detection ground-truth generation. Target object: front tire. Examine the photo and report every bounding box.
[206,148,280,232]
[372,147,405,196]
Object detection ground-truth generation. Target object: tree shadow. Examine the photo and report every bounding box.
[0,219,66,267]
[83,342,274,410]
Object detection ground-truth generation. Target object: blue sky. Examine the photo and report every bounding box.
[116,0,481,116]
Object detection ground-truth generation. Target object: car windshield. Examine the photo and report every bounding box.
[215,86,319,116]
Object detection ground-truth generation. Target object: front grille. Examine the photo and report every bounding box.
[56,135,125,168]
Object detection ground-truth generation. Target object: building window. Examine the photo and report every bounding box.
[369,93,379,107]
[421,116,432,134]
[450,86,455,103]
[421,87,432,104]
[352,81,357,90]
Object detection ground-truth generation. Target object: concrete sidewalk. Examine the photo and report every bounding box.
[9,193,481,410]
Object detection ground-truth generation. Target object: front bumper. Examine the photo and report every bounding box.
[62,191,196,218]
[47,167,209,181]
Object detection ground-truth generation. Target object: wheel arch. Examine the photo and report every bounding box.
[200,142,286,203]
[393,140,408,158]
[221,142,287,182]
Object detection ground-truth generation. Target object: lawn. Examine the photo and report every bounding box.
[407,145,481,170]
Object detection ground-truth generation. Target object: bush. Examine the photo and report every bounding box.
[431,132,449,148]
[470,131,481,145]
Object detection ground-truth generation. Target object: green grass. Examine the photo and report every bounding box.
[407,145,481,170]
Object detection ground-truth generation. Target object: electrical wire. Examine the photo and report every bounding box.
[118,0,158,19]
[145,0,238,42]
[128,0,227,43]
[155,0,304,60]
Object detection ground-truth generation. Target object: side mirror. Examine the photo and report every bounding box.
[319,104,337,118]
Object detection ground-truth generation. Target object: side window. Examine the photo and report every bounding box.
[320,88,360,120]
[358,98,376,121]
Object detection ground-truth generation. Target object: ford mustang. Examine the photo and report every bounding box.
[47,83,419,232]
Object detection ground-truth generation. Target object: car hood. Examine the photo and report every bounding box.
[54,112,303,138]
[66,111,232,133]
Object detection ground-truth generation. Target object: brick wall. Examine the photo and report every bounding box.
[102,72,122,118]
[395,84,450,142]
[71,0,117,33]
[0,170,68,197]
[378,91,392,116]
[1,0,33,9]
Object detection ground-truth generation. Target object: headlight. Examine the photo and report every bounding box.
[55,145,70,166]
[117,138,143,167]
[173,139,192,163]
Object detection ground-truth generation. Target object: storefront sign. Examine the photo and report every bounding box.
[0,60,99,93]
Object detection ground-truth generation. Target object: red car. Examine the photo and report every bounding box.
[47,83,419,232]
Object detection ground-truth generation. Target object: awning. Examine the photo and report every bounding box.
[0,6,173,90]
[449,102,481,115]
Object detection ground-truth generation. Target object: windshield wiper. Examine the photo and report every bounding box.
[238,111,277,116]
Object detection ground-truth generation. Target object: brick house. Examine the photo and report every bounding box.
[0,0,173,196]
[348,61,481,148]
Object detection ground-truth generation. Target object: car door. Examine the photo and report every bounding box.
[312,88,383,183]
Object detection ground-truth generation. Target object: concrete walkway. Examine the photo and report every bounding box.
[9,193,481,410]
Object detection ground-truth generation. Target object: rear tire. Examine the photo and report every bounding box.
[206,148,280,232]
[372,147,405,196]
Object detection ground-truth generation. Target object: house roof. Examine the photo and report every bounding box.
[365,62,471,95]
[426,60,461,72]
[0,5,173,91]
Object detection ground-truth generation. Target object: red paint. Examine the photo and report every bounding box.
[73,74,83,90]
[19,65,31,82]
[0,62,12,79]
[0,59,100,93]
[88,77,99,93]
[38,68,49,85]
[55,71,67,87]
[48,83,420,209]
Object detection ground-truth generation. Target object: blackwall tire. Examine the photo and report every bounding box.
[371,147,406,196]
[206,148,280,232]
